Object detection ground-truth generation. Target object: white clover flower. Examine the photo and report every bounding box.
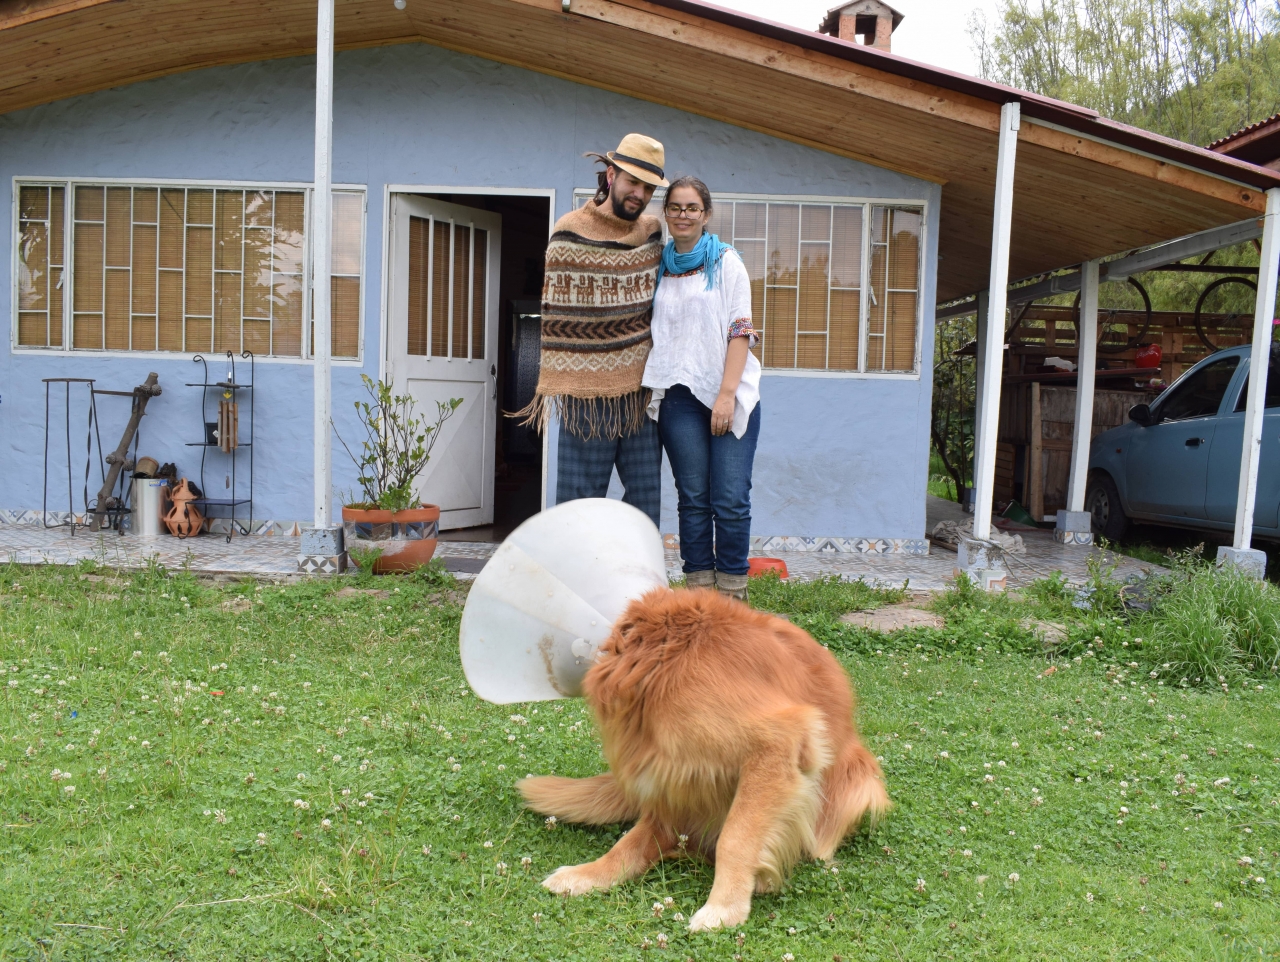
[63,784,75,795]
[321,819,332,830]
[963,849,972,857]
[452,763,461,772]
[140,740,150,749]
[652,902,664,917]
[655,934,669,949]
[256,833,267,846]
[521,856,532,869]
[1008,873,1019,882]
[297,773,306,781]
[1085,892,1094,903]
[545,815,557,829]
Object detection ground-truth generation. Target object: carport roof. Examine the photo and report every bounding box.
[3,0,1277,302]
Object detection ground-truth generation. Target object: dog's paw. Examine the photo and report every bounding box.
[688,899,751,932]
[542,864,611,896]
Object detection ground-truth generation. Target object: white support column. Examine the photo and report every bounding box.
[969,102,1020,547]
[300,0,343,574]
[1218,186,1280,578]
[1057,258,1099,545]
[312,0,335,531]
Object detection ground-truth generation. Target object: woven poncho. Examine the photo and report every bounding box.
[516,199,662,439]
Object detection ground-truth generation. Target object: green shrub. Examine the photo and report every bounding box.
[1137,554,1280,686]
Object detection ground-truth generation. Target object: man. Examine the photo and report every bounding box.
[517,133,667,527]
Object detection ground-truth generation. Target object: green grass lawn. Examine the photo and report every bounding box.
[0,562,1277,961]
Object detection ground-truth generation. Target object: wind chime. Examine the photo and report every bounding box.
[216,383,238,454]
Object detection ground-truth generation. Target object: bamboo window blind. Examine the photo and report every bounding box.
[16,183,363,358]
[572,191,924,374]
[406,215,488,360]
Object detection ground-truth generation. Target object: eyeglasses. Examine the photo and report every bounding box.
[664,204,705,218]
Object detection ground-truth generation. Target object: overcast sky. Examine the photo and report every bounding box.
[715,0,1003,77]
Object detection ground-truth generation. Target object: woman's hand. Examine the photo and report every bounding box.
[711,391,735,436]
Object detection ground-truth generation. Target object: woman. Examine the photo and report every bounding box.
[643,176,761,601]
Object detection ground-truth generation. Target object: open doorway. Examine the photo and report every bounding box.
[389,191,550,542]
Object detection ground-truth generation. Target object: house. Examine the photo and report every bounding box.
[3,0,1278,568]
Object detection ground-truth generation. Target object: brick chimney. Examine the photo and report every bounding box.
[818,0,903,53]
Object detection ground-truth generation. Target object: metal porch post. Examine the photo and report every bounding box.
[299,0,344,573]
[961,101,1019,589]
[1218,187,1280,577]
[1057,258,1099,545]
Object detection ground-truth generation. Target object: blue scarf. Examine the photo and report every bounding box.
[656,232,735,291]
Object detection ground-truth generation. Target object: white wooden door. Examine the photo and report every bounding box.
[388,195,500,529]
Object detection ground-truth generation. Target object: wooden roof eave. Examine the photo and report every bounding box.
[3,0,1279,301]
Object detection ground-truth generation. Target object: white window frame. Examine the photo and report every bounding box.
[11,176,367,364]
[572,188,929,379]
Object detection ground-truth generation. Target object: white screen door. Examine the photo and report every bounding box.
[388,195,501,529]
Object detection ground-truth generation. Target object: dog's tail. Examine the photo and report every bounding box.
[517,773,638,825]
[811,741,891,860]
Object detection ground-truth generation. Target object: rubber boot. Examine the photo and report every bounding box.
[715,570,749,603]
[685,569,716,590]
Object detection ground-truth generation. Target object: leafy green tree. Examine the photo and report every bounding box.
[969,0,1280,147]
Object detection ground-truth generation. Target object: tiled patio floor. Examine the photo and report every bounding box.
[0,523,1160,590]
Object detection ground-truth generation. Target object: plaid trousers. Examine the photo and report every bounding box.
[556,415,662,528]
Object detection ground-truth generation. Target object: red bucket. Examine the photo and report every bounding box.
[748,557,789,579]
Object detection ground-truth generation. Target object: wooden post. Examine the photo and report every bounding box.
[971,102,1019,543]
[89,373,162,531]
[1225,186,1280,568]
[1029,381,1044,521]
[312,0,335,531]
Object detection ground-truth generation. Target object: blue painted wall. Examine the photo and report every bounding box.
[0,43,938,538]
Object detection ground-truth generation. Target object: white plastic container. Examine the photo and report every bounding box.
[131,477,171,536]
[459,498,668,703]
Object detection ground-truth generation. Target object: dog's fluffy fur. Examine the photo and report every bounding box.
[518,587,889,931]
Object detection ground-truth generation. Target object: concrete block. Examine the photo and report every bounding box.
[301,526,344,556]
[957,537,1004,571]
[1215,545,1267,580]
[951,566,1007,592]
[1055,510,1091,533]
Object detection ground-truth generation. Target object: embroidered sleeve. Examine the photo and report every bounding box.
[727,317,758,347]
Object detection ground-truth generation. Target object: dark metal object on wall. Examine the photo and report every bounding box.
[186,352,254,542]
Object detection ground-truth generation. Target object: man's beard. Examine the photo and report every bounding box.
[610,189,643,222]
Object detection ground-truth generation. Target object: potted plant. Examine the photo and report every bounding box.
[335,374,461,573]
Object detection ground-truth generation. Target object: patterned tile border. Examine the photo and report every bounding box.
[1054,529,1094,546]
[663,533,930,556]
[7,512,929,555]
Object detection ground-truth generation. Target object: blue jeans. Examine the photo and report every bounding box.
[658,384,760,576]
[556,413,662,528]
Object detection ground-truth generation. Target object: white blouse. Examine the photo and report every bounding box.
[642,250,762,439]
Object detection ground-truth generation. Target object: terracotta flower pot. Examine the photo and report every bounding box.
[341,503,440,573]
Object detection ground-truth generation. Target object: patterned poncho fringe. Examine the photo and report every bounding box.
[514,202,663,440]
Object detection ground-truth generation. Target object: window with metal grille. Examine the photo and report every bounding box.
[573,190,924,374]
[14,181,364,359]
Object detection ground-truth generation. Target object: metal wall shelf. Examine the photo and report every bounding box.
[189,352,254,542]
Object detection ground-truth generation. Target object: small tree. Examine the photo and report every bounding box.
[335,374,461,512]
[932,315,977,504]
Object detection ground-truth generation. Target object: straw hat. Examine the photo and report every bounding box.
[606,133,669,188]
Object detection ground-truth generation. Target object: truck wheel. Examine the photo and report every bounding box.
[1086,474,1129,542]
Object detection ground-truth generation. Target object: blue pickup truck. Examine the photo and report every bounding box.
[1086,344,1280,543]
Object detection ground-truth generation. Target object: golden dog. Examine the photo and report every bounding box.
[518,587,889,931]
